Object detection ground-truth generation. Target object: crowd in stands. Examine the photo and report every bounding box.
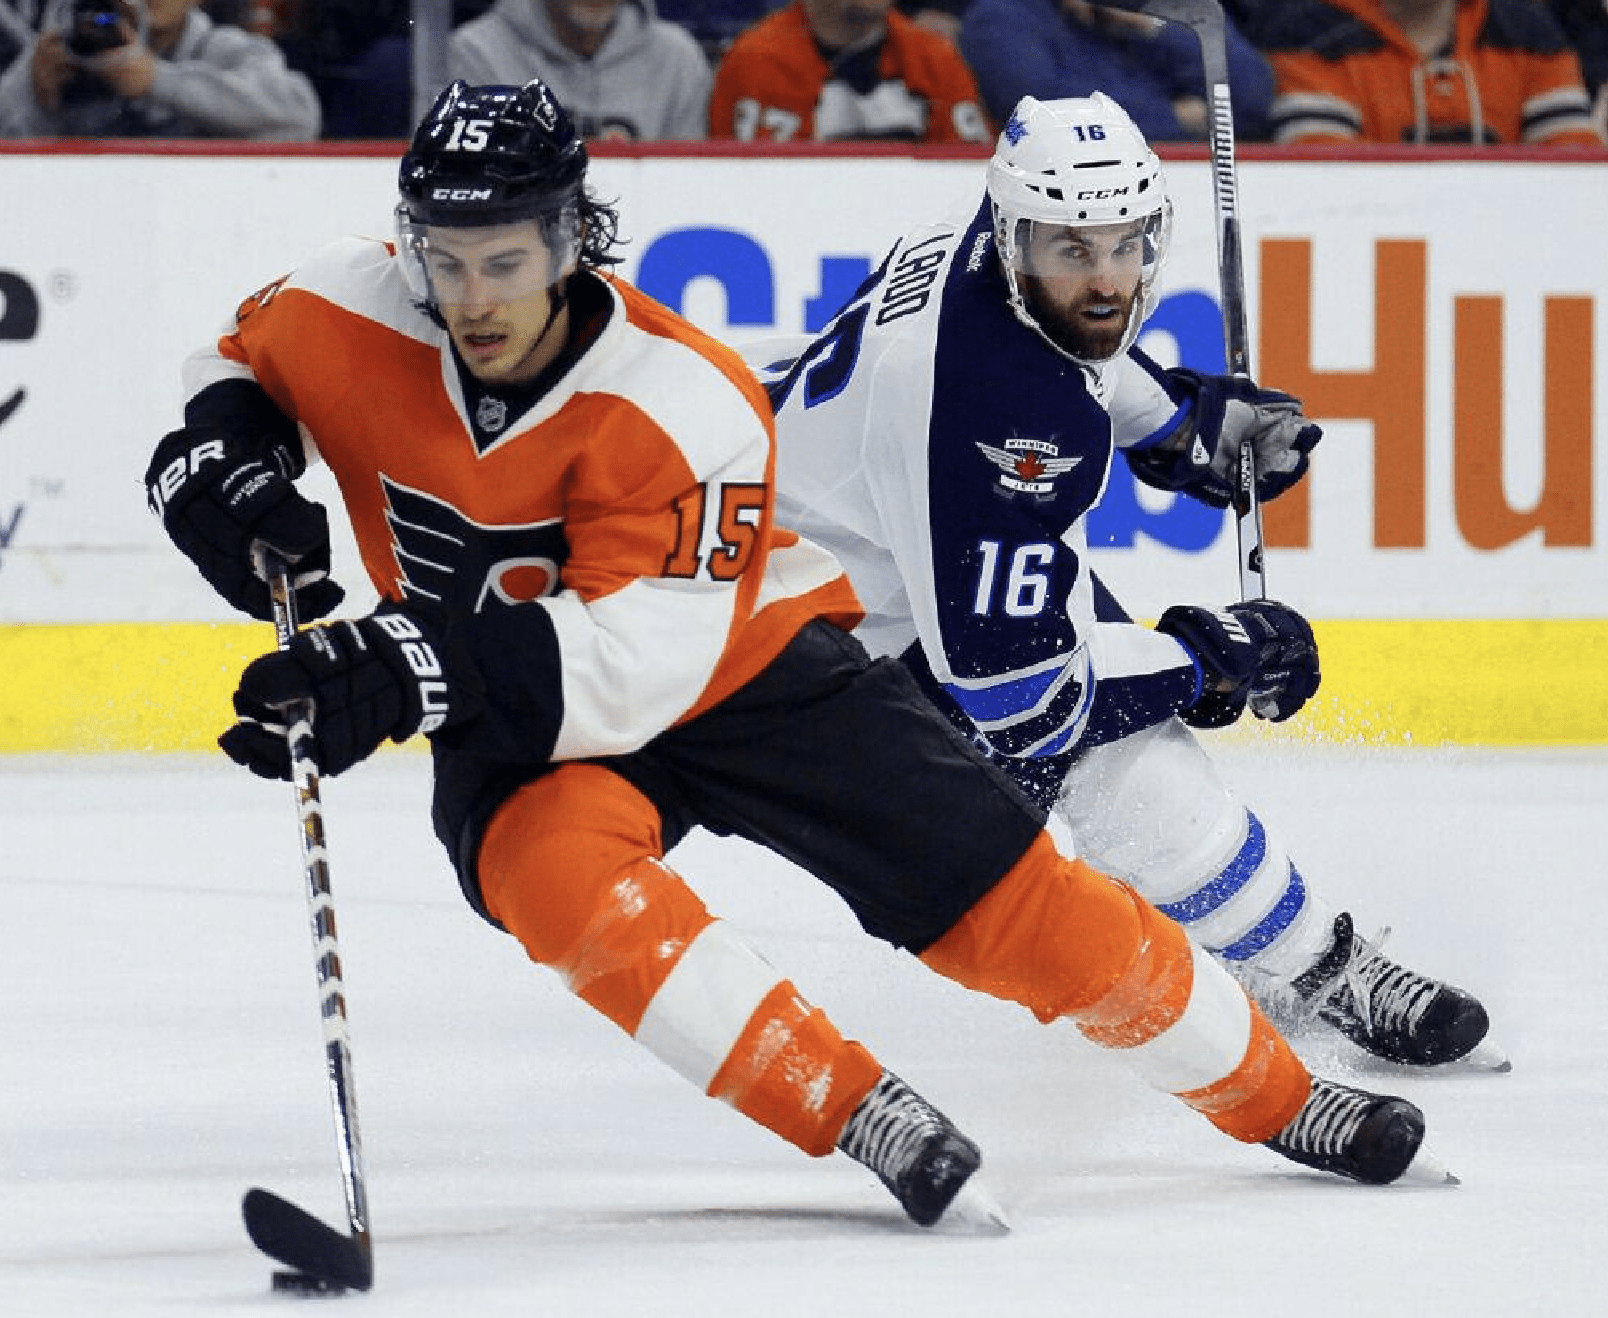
[1,0,1603,145]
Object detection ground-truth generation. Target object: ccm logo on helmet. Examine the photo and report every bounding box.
[1076,187,1133,200]
[432,186,494,201]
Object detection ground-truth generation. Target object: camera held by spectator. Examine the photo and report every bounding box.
[64,0,137,58]
[44,0,150,107]
[1,0,319,139]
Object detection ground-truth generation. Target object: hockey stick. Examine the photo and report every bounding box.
[241,550,374,1294]
[1093,0,1266,599]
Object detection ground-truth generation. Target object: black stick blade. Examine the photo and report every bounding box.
[242,1187,373,1292]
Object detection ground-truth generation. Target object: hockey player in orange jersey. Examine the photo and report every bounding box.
[145,77,1445,1226]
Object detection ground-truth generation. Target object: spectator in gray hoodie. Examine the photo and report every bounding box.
[447,0,712,139]
[0,0,318,138]
[2,4,44,77]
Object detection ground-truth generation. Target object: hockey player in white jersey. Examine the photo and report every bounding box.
[755,92,1498,1071]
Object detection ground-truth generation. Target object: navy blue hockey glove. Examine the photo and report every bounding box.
[219,607,480,780]
[1128,369,1321,510]
[145,424,344,623]
[1156,600,1320,729]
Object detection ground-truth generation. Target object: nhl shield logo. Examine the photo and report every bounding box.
[975,436,1081,500]
[476,394,510,435]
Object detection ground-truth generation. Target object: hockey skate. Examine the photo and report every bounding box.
[837,1072,1006,1230]
[1266,1076,1451,1185]
[1292,914,1505,1069]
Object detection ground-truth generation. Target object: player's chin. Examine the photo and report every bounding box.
[454,328,513,372]
[1052,318,1124,362]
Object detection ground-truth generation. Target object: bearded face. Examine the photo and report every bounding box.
[1013,219,1146,362]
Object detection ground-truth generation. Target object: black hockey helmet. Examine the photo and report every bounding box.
[398,79,587,229]
[395,79,621,315]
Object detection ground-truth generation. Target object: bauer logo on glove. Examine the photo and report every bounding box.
[366,612,454,734]
[219,607,479,780]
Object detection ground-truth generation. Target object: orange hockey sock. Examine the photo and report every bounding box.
[920,832,1309,1143]
[478,763,881,1156]
[706,982,882,1157]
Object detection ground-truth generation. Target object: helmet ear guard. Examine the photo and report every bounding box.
[987,93,1174,364]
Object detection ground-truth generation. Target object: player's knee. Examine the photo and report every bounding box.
[565,858,716,1031]
[921,832,1153,1021]
[478,764,667,967]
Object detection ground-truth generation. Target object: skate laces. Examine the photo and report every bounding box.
[837,1072,945,1185]
[1275,1078,1373,1158]
[1281,914,1440,1042]
[1333,925,1442,1040]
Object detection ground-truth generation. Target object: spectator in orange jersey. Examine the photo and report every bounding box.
[1544,0,1608,131]
[1258,0,1605,145]
[709,0,991,141]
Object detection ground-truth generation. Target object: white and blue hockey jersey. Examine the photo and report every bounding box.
[756,197,1205,761]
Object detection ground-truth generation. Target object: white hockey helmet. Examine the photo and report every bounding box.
[987,93,1173,363]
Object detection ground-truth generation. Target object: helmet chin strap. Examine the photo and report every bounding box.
[528,279,569,360]
[525,239,582,361]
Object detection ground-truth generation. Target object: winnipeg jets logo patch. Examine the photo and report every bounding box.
[975,437,1081,500]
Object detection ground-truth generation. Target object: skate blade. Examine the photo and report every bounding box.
[1397,1141,1459,1188]
[935,1177,1012,1234]
[1458,1037,1511,1073]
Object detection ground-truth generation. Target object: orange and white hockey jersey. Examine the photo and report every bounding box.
[183,235,863,763]
[709,3,992,143]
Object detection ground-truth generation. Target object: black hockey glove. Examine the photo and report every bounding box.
[1128,369,1321,509]
[219,607,480,780]
[1156,600,1320,729]
[144,423,344,623]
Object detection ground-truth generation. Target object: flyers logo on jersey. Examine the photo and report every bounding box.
[382,476,568,614]
[975,437,1081,501]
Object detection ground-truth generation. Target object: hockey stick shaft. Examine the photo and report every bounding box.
[243,550,374,1291]
[1094,0,1267,598]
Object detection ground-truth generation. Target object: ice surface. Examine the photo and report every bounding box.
[3,743,1603,1316]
